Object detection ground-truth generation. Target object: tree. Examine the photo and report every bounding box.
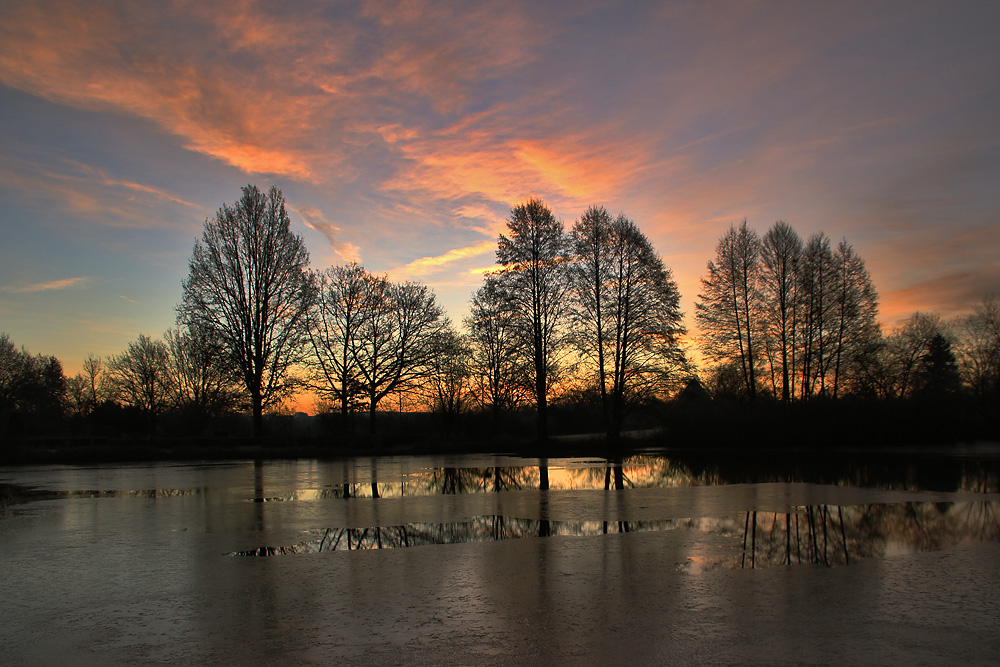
[349,273,450,434]
[165,326,239,427]
[829,239,879,398]
[0,334,67,431]
[70,354,107,416]
[464,276,531,421]
[106,334,171,427]
[912,332,961,399]
[570,209,687,438]
[696,220,762,399]
[496,198,571,439]
[178,185,315,437]
[954,295,1000,401]
[797,232,836,398]
[760,221,801,403]
[423,327,472,434]
[305,263,369,430]
[858,312,946,399]
[569,205,614,428]
[0,333,34,417]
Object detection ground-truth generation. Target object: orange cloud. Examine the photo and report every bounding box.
[0,1,357,181]
[381,116,673,222]
[0,0,545,184]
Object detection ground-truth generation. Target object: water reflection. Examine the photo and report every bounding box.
[0,485,204,503]
[726,500,1000,571]
[229,500,1000,572]
[240,450,1000,503]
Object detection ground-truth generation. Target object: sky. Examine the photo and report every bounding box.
[1,0,998,383]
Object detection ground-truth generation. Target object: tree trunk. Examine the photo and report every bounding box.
[251,390,263,438]
[535,365,548,440]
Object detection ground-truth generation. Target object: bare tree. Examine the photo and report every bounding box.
[696,220,762,399]
[67,354,107,417]
[464,276,531,421]
[829,239,879,398]
[797,232,836,397]
[760,221,801,403]
[106,334,171,426]
[423,327,472,434]
[954,295,1000,401]
[305,263,369,429]
[496,198,571,439]
[0,333,33,416]
[178,185,315,437]
[350,274,450,434]
[165,326,239,425]
[0,334,67,427]
[857,313,945,399]
[571,210,687,438]
[569,205,614,428]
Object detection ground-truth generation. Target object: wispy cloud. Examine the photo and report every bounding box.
[0,154,205,229]
[1,276,89,293]
[291,204,362,264]
[389,240,496,281]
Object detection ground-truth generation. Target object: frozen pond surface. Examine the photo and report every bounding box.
[2,453,1000,665]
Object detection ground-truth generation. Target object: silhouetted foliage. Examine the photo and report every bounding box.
[423,328,472,435]
[954,295,1000,403]
[697,220,878,402]
[0,334,67,434]
[913,333,961,400]
[760,221,802,403]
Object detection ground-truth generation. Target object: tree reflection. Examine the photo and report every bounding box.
[257,452,997,502]
[230,501,999,566]
[736,501,1000,570]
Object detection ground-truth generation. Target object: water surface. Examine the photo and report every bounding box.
[2,450,999,665]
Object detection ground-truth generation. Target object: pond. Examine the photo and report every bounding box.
[2,449,999,665]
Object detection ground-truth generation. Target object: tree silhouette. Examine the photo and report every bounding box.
[178,185,315,437]
[496,198,571,440]
[464,276,531,422]
[697,220,762,399]
[106,334,171,429]
[570,208,687,438]
[347,271,450,435]
[760,221,802,403]
[165,326,239,427]
[913,333,961,399]
[305,263,369,429]
[829,239,879,398]
[954,295,1000,402]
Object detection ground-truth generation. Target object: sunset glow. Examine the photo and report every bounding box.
[1,0,997,379]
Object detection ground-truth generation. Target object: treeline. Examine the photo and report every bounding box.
[695,219,999,409]
[1,185,998,446]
